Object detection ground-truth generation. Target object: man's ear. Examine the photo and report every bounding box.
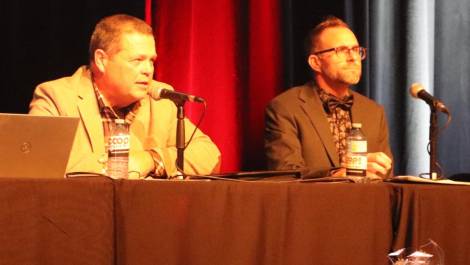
[94,49,108,73]
[308,54,322,73]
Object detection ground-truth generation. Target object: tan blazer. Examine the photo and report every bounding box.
[29,66,221,176]
[265,83,392,178]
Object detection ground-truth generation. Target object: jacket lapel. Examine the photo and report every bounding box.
[76,67,105,154]
[299,84,340,167]
[350,91,366,124]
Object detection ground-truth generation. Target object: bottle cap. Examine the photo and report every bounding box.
[352,123,362,128]
[114,119,125,124]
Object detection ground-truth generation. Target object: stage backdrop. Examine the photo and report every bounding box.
[146,0,283,171]
[1,0,469,177]
[145,0,470,177]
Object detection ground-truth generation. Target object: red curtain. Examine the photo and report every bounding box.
[146,0,282,171]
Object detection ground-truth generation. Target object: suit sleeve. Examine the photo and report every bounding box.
[29,83,106,175]
[147,99,221,177]
[377,106,394,176]
[265,97,349,179]
[29,84,61,116]
[264,99,307,172]
[378,106,393,159]
[157,118,221,177]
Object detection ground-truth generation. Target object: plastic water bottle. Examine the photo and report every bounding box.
[346,123,367,178]
[107,119,130,179]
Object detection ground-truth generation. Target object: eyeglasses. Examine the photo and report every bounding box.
[313,46,367,60]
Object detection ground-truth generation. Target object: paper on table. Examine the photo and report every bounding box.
[391,175,470,186]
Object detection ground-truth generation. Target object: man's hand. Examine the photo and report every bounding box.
[366,152,392,179]
[128,150,155,179]
[330,167,347,177]
[335,152,392,179]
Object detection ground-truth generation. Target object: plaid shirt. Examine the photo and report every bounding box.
[92,81,166,178]
[92,83,140,146]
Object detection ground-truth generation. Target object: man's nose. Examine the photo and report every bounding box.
[142,61,154,75]
[345,49,357,59]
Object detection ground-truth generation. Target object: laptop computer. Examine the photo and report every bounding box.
[0,113,79,178]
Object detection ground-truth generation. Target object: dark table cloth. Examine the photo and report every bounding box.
[0,177,114,265]
[2,176,470,265]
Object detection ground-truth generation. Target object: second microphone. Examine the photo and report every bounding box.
[148,86,205,103]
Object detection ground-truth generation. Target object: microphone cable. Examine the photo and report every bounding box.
[184,100,207,150]
[170,100,207,179]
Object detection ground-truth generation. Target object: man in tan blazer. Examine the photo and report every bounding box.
[265,16,392,179]
[29,14,220,178]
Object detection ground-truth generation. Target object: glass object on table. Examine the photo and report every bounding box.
[388,239,444,265]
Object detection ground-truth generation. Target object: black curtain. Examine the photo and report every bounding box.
[0,0,144,113]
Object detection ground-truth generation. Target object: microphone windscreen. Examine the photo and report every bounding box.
[147,87,162,100]
[409,83,424,98]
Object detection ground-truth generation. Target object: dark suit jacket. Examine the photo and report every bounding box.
[264,82,392,178]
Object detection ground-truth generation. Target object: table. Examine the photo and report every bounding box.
[114,180,394,265]
[1,177,470,265]
[390,183,470,264]
[0,177,114,265]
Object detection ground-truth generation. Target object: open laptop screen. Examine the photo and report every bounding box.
[0,113,79,178]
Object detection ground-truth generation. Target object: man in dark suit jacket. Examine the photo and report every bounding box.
[265,16,392,179]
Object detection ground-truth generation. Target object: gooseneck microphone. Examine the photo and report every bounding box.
[409,83,449,114]
[409,82,453,180]
[147,82,205,173]
[148,86,205,103]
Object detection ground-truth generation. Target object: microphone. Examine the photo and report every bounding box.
[148,86,205,103]
[409,83,449,114]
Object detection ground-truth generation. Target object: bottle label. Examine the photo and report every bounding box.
[346,140,367,176]
[346,154,367,170]
[107,134,129,179]
[108,135,130,152]
[348,140,367,153]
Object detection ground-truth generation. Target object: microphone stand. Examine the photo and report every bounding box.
[175,100,185,175]
[429,105,439,180]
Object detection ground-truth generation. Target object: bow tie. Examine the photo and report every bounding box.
[326,95,354,112]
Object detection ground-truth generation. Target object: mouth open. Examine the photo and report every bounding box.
[136,81,149,86]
